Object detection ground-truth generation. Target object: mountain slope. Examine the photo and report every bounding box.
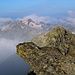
[0,21,45,41]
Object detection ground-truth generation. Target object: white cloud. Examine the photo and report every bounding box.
[20,14,65,24]
[0,18,14,22]
[72,32,75,34]
[68,10,75,17]
[0,13,75,27]
[0,18,17,27]
[18,13,75,27]
[0,38,19,64]
[66,18,75,27]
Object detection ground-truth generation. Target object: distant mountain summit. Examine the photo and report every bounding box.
[22,19,46,29]
[0,21,45,41]
[22,19,34,25]
[22,18,72,31]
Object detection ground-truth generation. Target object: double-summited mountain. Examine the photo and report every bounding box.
[22,19,73,31]
[16,26,75,75]
[0,20,46,41]
[0,18,73,41]
[22,19,51,30]
[0,18,52,41]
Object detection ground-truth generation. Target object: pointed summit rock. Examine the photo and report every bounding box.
[31,26,75,55]
[22,18,34,25]
[22,18,43,29]
[16,26,75,75]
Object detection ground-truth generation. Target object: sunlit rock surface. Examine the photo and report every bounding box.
[16,26,75,75]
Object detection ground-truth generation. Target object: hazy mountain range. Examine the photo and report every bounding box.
[0,15,75,41]
[0,14,75,25]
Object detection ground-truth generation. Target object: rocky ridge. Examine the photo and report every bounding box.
[17,26,75,75]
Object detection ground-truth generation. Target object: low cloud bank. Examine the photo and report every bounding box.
[0,38,19,64]
[0,13,75,27]
[0,18,16,27]
[0,18,13,22]
[20,14,65,24]
[19,14,75,27]
[72,32,75,34]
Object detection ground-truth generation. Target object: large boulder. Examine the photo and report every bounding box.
[31,26,75,56]
[16,26,75,75]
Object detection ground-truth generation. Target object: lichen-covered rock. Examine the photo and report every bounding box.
[16,26,75,75]
[31,26,75,55]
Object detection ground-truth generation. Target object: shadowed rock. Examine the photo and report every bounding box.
[16,26,75,75]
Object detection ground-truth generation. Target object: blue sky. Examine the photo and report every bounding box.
[0,0,75,18]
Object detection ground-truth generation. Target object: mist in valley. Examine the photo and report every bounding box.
[0,38,30,75]
[0,38,19,64]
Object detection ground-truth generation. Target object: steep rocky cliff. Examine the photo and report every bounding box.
[16,26,75,75]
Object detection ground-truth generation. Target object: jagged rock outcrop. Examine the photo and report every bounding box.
[22,19,45,29]
[16,26,75,75]
[31,26,75,56]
